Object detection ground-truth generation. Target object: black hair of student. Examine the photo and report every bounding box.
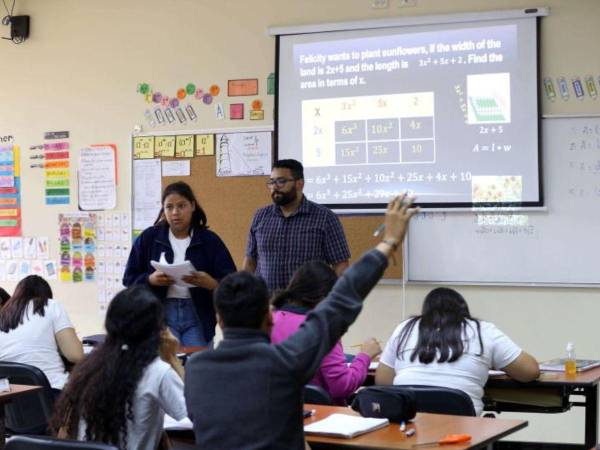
[50,285,163,448]
[0,286,11,307]
[271,261,337,309]
[214,271,270,329]
[154,181,208,229]
[0,275,52,333]
[272,159,304,180]
[395,287,483,364]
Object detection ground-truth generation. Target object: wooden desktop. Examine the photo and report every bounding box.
[304,404,527,449]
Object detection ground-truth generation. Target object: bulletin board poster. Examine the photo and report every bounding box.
[0,145,22,237]
[58,212,97,282]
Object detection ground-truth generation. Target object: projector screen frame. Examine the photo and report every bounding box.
[271,7,548,212]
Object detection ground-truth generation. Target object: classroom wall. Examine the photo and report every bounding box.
[1,0,598,444]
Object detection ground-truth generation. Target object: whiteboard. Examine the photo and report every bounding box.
[407,116,600,286]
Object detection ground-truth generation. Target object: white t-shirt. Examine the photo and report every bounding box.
[166,229,191,299]
[379,319,522,415]
[0,299,74,389]
[78,358,187,450]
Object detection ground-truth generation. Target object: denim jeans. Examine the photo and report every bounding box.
[164,298,207,346]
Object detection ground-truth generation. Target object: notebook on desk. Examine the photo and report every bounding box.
[304,413,389,438]
[540,359,600,372]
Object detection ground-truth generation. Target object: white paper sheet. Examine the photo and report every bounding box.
[162,160,191,176]
[133,159,162,230]
[215,131,272,177]
[78,146,117,210]
[150,260,196,287]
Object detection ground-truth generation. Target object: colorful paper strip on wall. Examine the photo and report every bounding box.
[45,140,70,205]
[0,145,22,236]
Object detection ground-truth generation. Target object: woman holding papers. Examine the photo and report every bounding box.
[375,288,539,415]
[123,181,236,346]
[270,261,381,405]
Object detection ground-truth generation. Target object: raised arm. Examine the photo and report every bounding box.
[274,195,418,382]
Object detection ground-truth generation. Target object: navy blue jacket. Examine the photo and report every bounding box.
[185,250,388,450]
[123,222,236,342]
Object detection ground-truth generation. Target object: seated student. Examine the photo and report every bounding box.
[270,260,381,405]
[375,287,540,415]
[0,275,83,390]
[185,194,418,450]
[50,286,187,450]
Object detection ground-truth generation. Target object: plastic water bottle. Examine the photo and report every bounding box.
[565,342,577,376]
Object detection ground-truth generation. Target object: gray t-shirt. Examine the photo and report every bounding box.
[79,358,187,450]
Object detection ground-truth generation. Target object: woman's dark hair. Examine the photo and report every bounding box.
[271,261,337,309]
[0,286,11,307]
[396,287,483,364]
[50,286,164,448]
[154,181,208,230]
[0,275,52,332]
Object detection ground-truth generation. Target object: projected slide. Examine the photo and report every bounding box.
[277,17,540,208]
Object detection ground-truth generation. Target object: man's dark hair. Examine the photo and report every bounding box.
[214,272,270,329]
[272,159,304,180]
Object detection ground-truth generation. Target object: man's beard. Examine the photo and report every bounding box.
[271,188,296,206]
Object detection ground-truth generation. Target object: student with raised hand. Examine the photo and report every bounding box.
[375,287,540,415]
[270,260,381,405]
[0,275,83,391]
[185,194,418,450]
[50,285,186,450]
[123,181,236,346]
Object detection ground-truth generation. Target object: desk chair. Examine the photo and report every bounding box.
[0,362,56,435]
[6,435,118,450]
[81,334,105,347]
[399,385,476,416]
[303,384,334,405]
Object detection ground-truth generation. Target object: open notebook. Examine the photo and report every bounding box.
[304,413,389,439]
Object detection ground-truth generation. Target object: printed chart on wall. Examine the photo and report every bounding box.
[132,158,161,235]
[78,146,117,210]
[58,213,96,282]
[0,145,22,236]
[216,131,272,176]
[0,236,54,281]
[96,212,131,315]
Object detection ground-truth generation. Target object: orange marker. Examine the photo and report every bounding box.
[413,434,471,447]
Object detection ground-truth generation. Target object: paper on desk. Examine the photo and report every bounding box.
[150,259,196,288]
[164,415,193,430]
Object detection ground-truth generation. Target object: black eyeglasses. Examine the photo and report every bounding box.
[266,177,296,188]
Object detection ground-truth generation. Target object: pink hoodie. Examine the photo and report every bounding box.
[271,309,371,405]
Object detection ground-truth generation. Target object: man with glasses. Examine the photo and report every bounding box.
[242,159,350,291]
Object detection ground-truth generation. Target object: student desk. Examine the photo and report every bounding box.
[304,404,527,449]
[484,368,600,450]
[0,384,42,448]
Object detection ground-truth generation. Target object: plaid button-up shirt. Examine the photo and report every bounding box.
[246,196,350,291]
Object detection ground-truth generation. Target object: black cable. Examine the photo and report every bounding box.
[2,0,15,17]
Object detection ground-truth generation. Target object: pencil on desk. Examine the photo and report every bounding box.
[350,340,382,348]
